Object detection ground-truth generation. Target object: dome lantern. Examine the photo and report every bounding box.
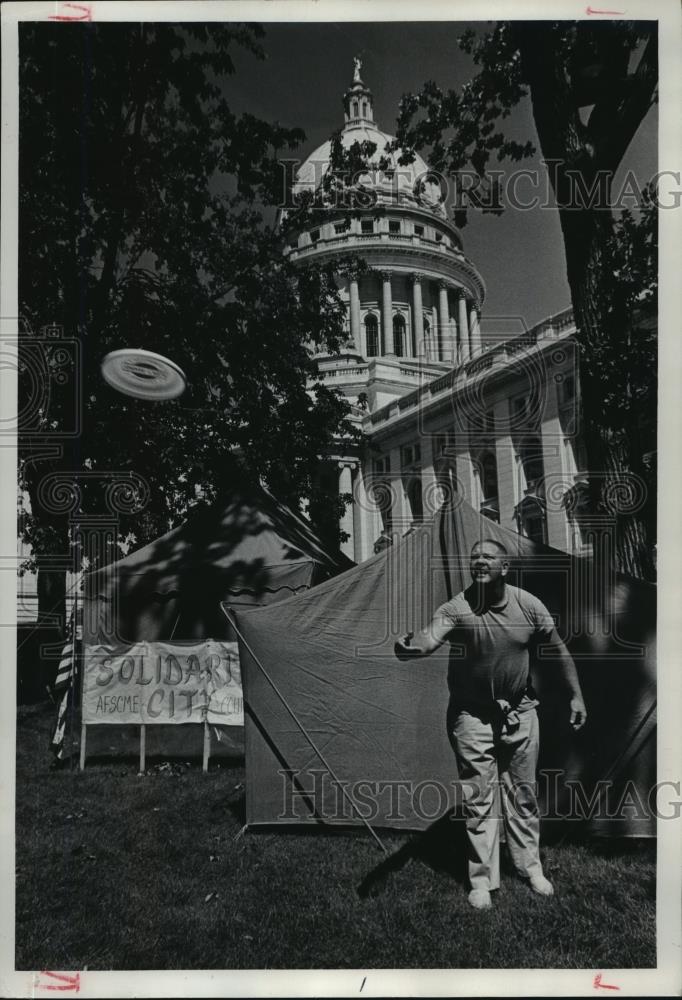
[343,57,375,128]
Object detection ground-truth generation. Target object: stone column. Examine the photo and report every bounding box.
[388,447,407,531]
[438,281,450,363]
[430,304,439,362]
[458,292,470,364]
[380,271,395,355]
[353,463,378,563]
[450,313,459,366]
[411,274,424,357]
[469,303,482,357]
[493,398,517,531]
[349,273,361,354]
[338,461,356,560]
[540,375,571,551]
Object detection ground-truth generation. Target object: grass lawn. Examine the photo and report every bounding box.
[16,703,656,970]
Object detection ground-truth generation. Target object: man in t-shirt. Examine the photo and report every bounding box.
[394,538,587,910]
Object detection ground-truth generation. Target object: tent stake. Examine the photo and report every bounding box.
[139,724,146,773]
[224,610,388,855]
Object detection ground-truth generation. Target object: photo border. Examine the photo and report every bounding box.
[1,1,680,996]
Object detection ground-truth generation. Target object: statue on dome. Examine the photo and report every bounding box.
[353,56,362,83]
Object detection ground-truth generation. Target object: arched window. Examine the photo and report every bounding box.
[393,314,406,357]
[362,100,368,117]
[352,100,359,118]
[365,313,379,357]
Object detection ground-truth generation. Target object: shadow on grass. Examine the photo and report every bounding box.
[357,809,469,898]
[355,816,657,901]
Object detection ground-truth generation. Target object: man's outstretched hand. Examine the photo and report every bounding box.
[394,634,420,661]
[569,695,587,731]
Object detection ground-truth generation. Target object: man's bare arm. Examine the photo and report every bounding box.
[542,629,587,730]
[394,614,454,661]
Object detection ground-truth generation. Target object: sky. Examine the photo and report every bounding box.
[225,20,657,332]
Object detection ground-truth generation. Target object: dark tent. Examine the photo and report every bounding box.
[233,497,656,838]
[83,485,353,646]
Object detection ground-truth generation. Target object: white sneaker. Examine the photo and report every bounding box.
[528,873,554,896]
[468,888,492,909]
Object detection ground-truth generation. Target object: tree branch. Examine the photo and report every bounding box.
[587,33,658,172]
[513,22,593,176]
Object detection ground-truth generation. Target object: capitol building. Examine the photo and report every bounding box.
[287,62,590,564]
[16,61,592,633]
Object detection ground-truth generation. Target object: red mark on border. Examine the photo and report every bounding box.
[48,3,92,20]
[586,5,625,13]
[35,971,81,992]
[594,973,620,991]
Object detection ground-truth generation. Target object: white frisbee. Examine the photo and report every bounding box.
[101,348,187,401]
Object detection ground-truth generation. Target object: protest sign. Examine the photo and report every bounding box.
[82,639,243,726]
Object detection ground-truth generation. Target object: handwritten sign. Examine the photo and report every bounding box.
[82,640,243,726]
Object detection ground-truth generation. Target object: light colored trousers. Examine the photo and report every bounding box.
[450,707,543,892]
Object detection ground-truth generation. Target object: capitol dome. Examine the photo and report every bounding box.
[294,122,447,217]
[284,59,485,380]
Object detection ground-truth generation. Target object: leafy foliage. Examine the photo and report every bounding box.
[393,23,535,227]
[19,23,355,584]
[589,184,657,423]
[393,21,657,223]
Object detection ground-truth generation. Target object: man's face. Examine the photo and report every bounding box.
[470,543,509,585]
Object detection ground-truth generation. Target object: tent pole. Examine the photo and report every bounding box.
[169,613,181,640]
[139,724,146,773]
[202,719,210,772]
[78,587,86,771]
[224,611,388,855]
[70,583,80,770]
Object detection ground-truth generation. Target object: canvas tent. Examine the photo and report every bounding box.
[83,485,353,646]
[233,497,656,838]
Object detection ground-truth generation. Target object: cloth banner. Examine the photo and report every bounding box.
[82,639,243,725]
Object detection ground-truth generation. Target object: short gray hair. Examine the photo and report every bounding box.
[472,538,509,558]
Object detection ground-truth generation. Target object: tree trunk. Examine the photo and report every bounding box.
[557,204,656,581]
[22,463,71,635]
[517,23,656,580]
[36,560,67,633]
